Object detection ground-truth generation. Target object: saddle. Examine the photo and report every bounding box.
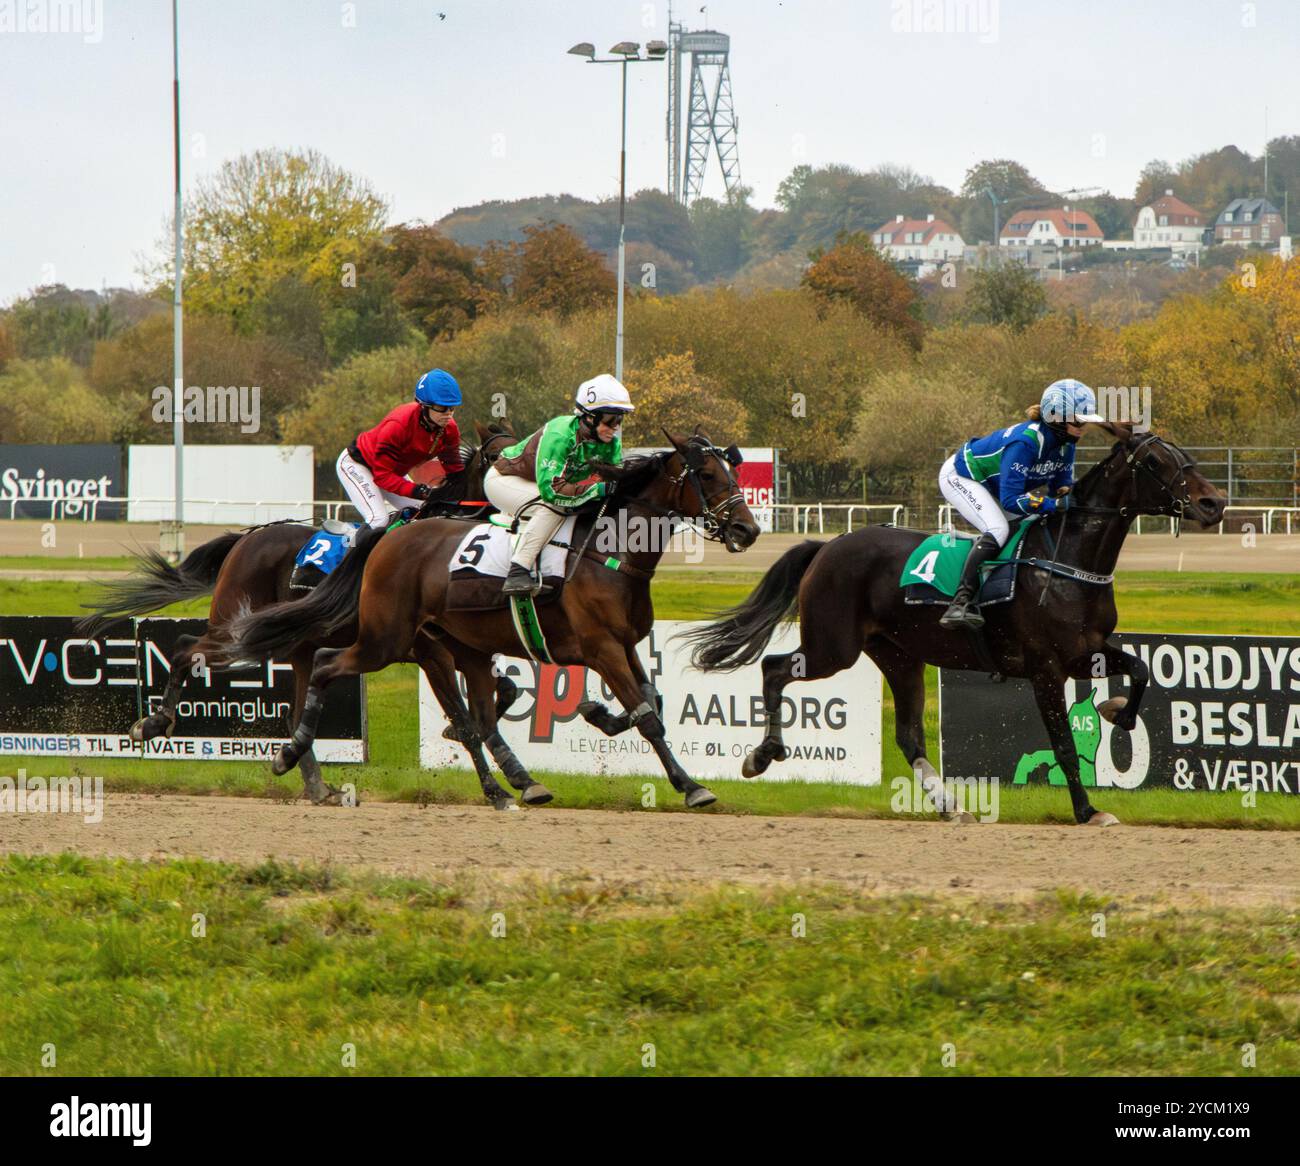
[289,520,359,591]
[899,517,1037,607]
[444,514,575,611]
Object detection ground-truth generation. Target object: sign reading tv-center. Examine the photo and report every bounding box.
[419,619,881,784]
[0,617,365,762]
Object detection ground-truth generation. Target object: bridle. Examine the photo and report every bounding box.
[1070,433,1196,526]
[615,437,749,547]
[666,436,749,545]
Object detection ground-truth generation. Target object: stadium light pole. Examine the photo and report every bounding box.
[567,39,667,380]
[167,0,185,563]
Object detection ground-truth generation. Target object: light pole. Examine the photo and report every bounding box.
[568,39,667,380]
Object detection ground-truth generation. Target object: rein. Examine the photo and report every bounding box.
[1020,434,1194,594]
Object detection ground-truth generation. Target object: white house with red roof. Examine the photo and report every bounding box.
[999,208,1103,248]
[872,214,965,261]
[1134,190,1204,252]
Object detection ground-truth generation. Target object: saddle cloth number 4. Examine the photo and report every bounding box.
[909,549,940,585]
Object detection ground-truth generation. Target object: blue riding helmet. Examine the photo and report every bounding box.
[414,369,462,407]
[1040,379,1104,426]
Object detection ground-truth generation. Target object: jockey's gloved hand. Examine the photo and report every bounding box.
[411,483,433,500]
[1055,493,1072,511]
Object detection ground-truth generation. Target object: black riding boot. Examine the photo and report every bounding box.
[940,533,1003,631]
[503,562,540,596]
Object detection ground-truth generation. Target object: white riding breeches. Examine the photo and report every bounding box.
[484,466,568,570]
[337,448,411,529]
[939,454,1010,546]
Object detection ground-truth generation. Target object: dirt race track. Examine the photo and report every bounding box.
[1,793,1296,909]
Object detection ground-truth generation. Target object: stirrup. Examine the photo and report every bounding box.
[503,566,540,595]
[940,593,983,631]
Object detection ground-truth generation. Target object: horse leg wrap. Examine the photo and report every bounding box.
[289,691,325,757]
[629,701,662,738]
[487,733,529,784]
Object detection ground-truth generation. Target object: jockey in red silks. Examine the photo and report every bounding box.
[337,369,466,529]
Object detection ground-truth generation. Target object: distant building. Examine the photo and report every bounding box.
[1133,190,1204,253]
[999,208,1103,248]
[1214,198,1283,247]
[872,214,965,262]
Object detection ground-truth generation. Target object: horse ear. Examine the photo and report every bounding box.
[1095,419,1134,442]
[662,428,687,454]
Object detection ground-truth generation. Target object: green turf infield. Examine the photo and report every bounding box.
[1,572,1298,828]
[1,853,1295,1076]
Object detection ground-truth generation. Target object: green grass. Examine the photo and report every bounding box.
[1,853,1296,1076]
[0,554,141,572]
[3,572,1299,828]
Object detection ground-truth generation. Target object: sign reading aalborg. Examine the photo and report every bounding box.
[940,633,1300,794]
[419,620,881,784]
[0,617,365,762]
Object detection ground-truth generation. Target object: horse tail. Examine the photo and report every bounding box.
[77,531,245,634]
[223,524,388,661]
[680,540,823,672]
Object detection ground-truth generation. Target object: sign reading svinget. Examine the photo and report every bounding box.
[939,633,1300,794]
[419,619,882,784]
[0,617,365,762]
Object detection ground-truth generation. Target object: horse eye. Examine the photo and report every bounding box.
[1145,454,1160,469]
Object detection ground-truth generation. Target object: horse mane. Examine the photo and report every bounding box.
[603,452,675,504]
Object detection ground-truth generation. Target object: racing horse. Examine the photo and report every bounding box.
[682,422,1226,825]
[223,430,761,810]
[78,421,518,805]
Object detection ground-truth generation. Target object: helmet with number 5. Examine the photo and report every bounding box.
[574,374,635,418]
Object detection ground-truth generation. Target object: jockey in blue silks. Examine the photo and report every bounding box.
[937,379,1104,631]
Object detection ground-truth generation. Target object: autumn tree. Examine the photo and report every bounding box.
[961,261,1049,331]
[621,352,747,447]
[480,222,616,318]
[159,148,389,341]
[801,232,925,350]
[372,224,488,340]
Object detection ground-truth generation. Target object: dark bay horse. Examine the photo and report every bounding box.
[683,423,1226,825]
[224,431,760,810]
[79,422,516,805]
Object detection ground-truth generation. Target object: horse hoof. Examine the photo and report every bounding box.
[493,797,520,813]
[442,724,461,742]
[1086,810,1120,827]
[128,719,146,744]
[521,783,553,806]
[741,754,766,779]
[942,810,977,825]
[685,787,717,809]
[272,750,297,777]
[576,701,603,722]
[306,783,344,807]
[1097,697,1128,724]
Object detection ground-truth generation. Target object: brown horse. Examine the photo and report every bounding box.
[683,423,1226,825]
[79,421,517,805]
[224,431,761,810]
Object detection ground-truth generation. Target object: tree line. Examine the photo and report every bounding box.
[1,147,1296,504]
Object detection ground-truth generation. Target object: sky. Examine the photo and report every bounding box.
[2,0,1297,303]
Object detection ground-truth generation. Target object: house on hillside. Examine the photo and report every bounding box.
[1214,198,1283,246]
[999,208,1103,248]
[1133,190,1204,253]
[872,214,965,262]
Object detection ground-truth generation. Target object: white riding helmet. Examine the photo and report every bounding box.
[575,374,635,415]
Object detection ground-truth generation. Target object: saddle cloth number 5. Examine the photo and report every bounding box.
[456,531,492,569]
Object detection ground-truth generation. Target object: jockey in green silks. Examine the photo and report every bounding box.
[484,374,634,595]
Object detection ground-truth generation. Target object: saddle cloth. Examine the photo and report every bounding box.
[445,514,576,611]
[293,523,359,578]
[900,518,1036,607]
